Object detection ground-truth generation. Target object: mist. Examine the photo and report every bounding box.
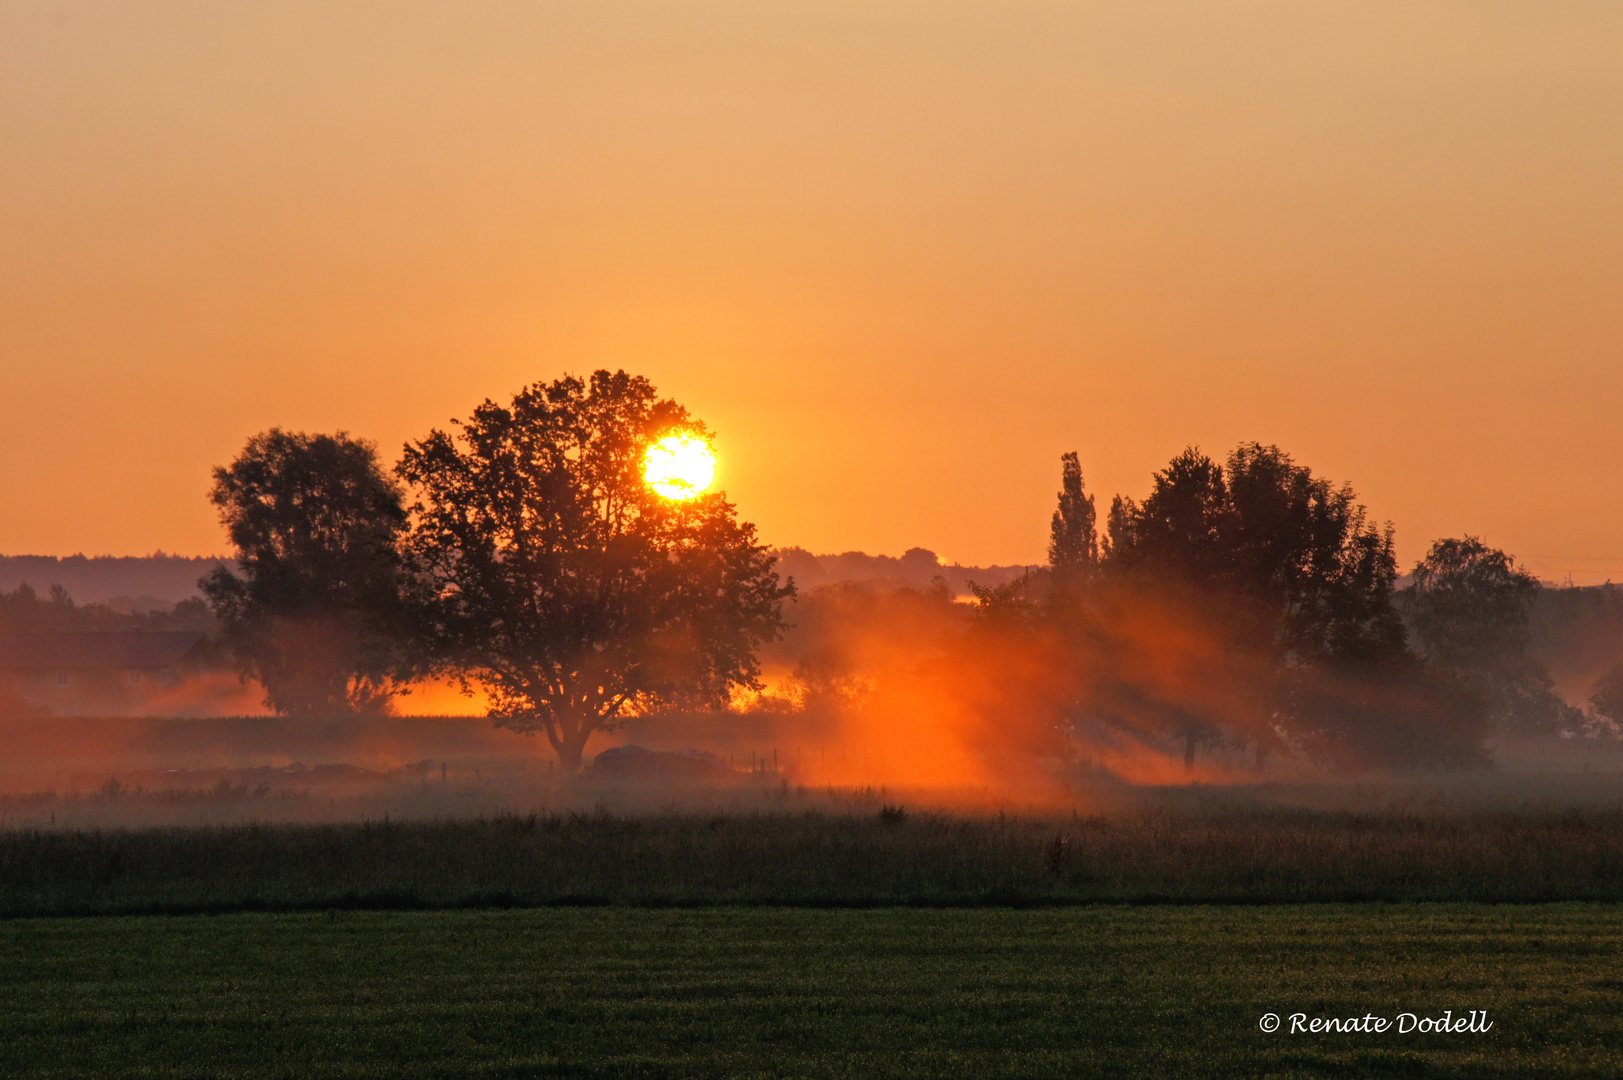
[5,573,1622,829]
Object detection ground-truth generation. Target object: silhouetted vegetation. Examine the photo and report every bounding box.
[0,583,215,636]
[396,371,790,772]
[953,444,1485,772]
[202,430,408,715]
[773,546,1030,595]
[1047,450,1097,587]
[170,378,1616,778]
[6,801,1623,915]
[0,553,229,610]
[730,444,1621,780]
[1402,536,1580,735]
[1592,662,1623,728]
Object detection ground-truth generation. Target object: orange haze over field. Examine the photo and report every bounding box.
[2,2,1620,581]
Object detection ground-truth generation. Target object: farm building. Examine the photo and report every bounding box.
[0,631,210,715]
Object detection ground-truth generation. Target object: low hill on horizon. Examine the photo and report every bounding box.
[0,554,231,610]
[772,546,1035,596]
[0,549,1031,609]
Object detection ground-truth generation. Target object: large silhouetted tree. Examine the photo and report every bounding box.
[201,430,407,714]
[1402,537,1579,735]
[396,370,790,772]
[1107,443,1404,662]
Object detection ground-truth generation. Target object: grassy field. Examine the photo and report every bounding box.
[2,904,1620,1079]
[6,804,1623,915]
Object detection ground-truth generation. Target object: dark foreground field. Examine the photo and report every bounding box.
[6,805,1623,915]
[3,905,1620,1079]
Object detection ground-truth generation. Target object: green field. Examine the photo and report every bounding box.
[3,905,1620,1079]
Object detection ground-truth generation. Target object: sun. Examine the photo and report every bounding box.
[643,433,716,500]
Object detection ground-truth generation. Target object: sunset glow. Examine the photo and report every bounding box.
[2,5,1621,580]
[643,434,716,501]
[6,9,1623,1072]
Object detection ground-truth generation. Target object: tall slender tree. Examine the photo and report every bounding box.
[1047,451,1098,590]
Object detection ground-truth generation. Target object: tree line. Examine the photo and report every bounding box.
[200,369,1619,772]
[984,445,1603,770]
[0,585,215,636]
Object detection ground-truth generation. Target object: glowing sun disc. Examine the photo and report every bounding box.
[643,434,716,500]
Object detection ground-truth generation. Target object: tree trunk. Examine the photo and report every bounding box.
[554,712,598,774]
[558,739,586,774]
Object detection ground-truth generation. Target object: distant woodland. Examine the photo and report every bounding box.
[0,554,229,610]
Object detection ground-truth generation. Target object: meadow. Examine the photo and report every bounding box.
[3,904,1620,1079]
[6,797,1623,915]
[7,750,1623,1077]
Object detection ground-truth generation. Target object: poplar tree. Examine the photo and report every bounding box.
[1047,451,1097,590]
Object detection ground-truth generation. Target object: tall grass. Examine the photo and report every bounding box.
[5,803,1623,915]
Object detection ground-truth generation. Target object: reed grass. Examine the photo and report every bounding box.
[5,802,1623,916]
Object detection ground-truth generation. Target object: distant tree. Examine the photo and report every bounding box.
[1048,452,1098,590]
[201,429,407,715]
[1404,538,1538,669]
[0,583,47,634]
[0,583,85,634]
[1401,537,1579,735]
[0,583,216,635]
[396,370,790,772]
[969,571,1045,631]
[1590,661,1623,729]
[788,644,877,714]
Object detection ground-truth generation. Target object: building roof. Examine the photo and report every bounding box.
[0,631,207,670]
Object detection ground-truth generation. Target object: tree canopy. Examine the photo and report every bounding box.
[397,370,790,771]
[1105,443,1404,663]
[1401,536,1578,735]
[201,429,406,715]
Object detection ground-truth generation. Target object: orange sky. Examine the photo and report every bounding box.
[3,2,1620,581]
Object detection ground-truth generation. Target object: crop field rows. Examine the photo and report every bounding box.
[4,905,1621,1079]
